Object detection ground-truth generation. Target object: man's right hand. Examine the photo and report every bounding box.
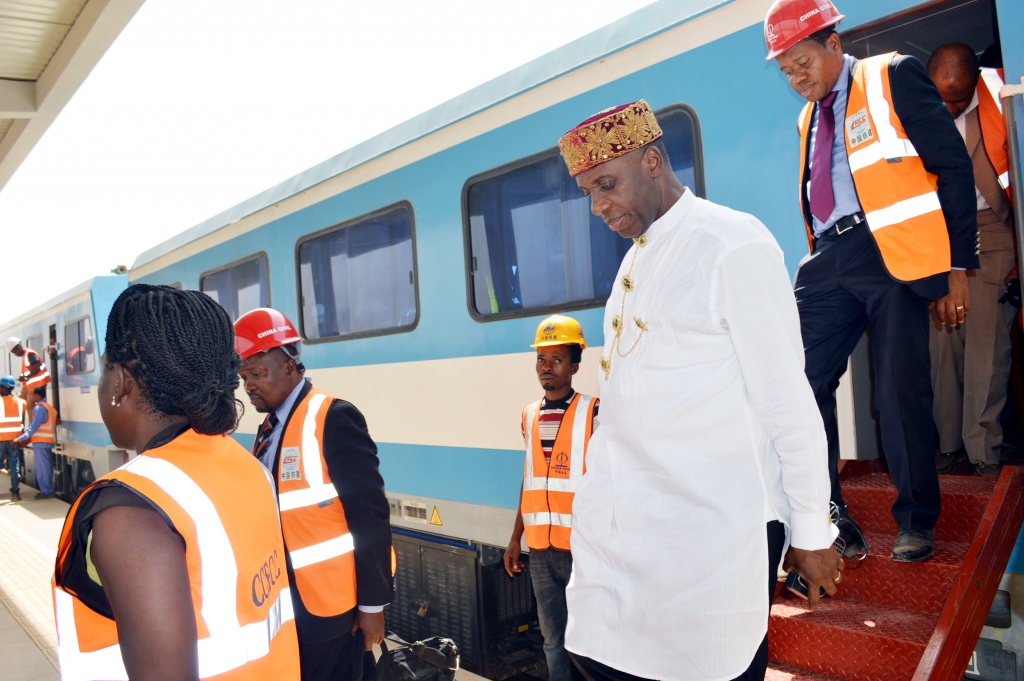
[783,546,844,610]
[503,539,524,578]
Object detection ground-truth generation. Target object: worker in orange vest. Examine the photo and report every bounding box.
[5,337,51,396]
[765,0,978,562]
[927,43,1016,478]
[16,386,56,499]
[53,284,300,680]
[0,375,25,501]
[504,314,598,681]
[236,308,393,681]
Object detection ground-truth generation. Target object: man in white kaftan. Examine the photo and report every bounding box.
[556,100,842,681]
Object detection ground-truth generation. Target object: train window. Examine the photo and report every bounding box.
[200,254,270,322]
[25,335,43,355]
[64,317,96,375]
[297,202,419,342]
[463,104,703,320]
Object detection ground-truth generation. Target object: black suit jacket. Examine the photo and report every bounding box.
[802,54,979,300]
[273,379,394,644]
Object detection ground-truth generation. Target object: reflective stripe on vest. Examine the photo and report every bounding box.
[30,401,55,445]
[520,393,595,551]
[0,396,24,440]
[798,53,951,282]
[977,68,1011,196]
[22,349,50,388]
[53,431,300,681]
[278,390,357,617]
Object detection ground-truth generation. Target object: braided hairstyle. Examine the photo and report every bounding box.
[104,284,242,435]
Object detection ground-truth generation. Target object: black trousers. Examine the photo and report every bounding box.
[300,630,364,681]
[794,223,940,531]
[569,521,786,681]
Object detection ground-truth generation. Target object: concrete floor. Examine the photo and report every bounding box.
[0,471,69,680]
[0,470,494,681]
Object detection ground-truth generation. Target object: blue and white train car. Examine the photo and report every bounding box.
[0,275,128,496]
[118,0,1023,676]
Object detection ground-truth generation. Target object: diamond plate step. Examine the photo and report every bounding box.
[842,474,995,543]
[765,667,843,675]
[836,532,968,614]
[767,666,843,680]
[769,593,937,681]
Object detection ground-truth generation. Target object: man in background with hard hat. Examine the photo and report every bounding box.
[927,43,1016,478]
[0,376,25,501]
[16,386,57,499]
[235,308,393,681]
[766,0,978,562]
[504,314,598,681]
[5,337,51,396]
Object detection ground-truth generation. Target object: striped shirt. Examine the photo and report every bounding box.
[522,390,599,463]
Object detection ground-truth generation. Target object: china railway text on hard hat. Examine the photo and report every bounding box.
[763,0,845,61]
[234,308,304,360]
[530,314,588,350]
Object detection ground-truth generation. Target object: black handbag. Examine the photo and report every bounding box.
[367,632,459,681]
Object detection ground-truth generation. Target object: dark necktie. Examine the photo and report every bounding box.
[252,412,279,461]
[810,90,839,223]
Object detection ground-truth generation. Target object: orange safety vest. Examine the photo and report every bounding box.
[29,401,55,445]
[53,429,300,680]
[520,393,597,551]
[799,52,952,282]
[277,389,358,617]
[976,67,1012,203]
[0,395,24,442]
[21,348,51,389]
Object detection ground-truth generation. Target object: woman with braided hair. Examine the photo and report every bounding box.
[52,284,301,681]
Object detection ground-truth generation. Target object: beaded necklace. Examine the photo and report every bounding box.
[600,233,649,380]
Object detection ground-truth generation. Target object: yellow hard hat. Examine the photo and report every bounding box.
[531,314,587,350]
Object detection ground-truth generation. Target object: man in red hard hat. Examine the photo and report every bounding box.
[765,0,978,561]
[235,308,393,681]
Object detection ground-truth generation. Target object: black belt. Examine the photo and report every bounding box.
[817,212,866,239]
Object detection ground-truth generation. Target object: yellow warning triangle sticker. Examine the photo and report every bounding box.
[430,506,443,526]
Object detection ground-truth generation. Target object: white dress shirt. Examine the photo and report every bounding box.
[564,189,832,681]
[952,90,991,211]
[259,379,305,473]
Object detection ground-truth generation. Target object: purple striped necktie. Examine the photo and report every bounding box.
[810,90,839,223]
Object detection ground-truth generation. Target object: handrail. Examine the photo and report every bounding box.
[912,466,1024,680]
[1002,80,1024,280]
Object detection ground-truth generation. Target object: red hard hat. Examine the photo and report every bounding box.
[234,308,303,360]
[764,0,845,61]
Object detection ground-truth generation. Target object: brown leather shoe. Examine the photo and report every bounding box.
[972,462,1002,478]
[936,448,967,474]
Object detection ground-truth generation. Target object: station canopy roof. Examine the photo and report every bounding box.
[0,0,144,192]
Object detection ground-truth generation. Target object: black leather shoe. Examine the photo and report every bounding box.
[33,492,54,500]
[834,504,868,561]
[891,528,935,562]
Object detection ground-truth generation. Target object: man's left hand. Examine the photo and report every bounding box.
[783,546,844,610]
[351,610,386,650]
[931,270,972,327]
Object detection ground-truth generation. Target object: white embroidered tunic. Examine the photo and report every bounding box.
[564,189,833,681]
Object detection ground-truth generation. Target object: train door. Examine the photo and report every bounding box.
[837,2,1024,679]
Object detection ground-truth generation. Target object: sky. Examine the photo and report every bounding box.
[0,0,659,324]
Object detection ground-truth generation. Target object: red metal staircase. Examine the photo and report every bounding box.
[766,465,1024,681]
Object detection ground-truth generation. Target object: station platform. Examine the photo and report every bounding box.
[0,469,491,681]
[0,471,67,681]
